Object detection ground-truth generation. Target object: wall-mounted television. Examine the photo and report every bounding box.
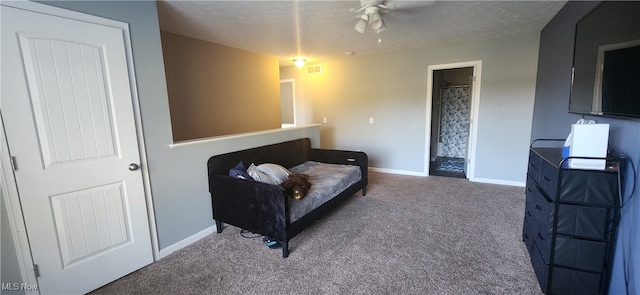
[569,1,640,119]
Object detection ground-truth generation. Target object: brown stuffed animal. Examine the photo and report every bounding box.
[281,173,312,200]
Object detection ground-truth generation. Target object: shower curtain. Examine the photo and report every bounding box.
[439,85,470,159]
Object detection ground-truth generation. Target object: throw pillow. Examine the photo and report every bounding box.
[256,163,291,184]
[229,161,252,181]
[247,163,280,184]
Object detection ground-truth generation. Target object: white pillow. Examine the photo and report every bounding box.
[247,163,277,184]
[247,163,289,185]
[256,163,291,184]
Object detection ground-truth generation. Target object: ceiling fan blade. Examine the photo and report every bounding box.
[383,0,436,11]
[360,0,386,8]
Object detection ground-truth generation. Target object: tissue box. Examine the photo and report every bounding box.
[568,124,609,170]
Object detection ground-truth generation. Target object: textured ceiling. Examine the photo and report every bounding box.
[156,0,567,66]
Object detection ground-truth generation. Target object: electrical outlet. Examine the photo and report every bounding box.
[323,117,327,124]
[369,117,374,124]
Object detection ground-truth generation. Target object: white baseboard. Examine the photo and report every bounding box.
[369,167,525,187]
[369,167,427,177]
[158,224,217,259]
[470,177,525,187]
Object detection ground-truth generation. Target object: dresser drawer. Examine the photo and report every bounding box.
[536,232,609,272]
[530,242,549,293]
[538,159,559,200]
[531,232,606,295]
[532,190,553,229]
[556,204,612,240]
[522,216,536,256]
[560,169,619,206]
[533,227,553,264]
[528,150,541,181]
[550,266,603,295]
[529,185,553,234]
[554,236,607,272]
[524,176,537,218]
[529,185,554,264]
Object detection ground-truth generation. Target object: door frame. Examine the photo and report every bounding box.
[0,112,38,292]
[279,79,297,128]
[425,60,482,180]
[0,0,159,287]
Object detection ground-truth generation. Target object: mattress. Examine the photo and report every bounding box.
[287,161,362,222]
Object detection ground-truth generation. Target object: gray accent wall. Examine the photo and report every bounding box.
[282,32,541,183]
[532,2,639,293]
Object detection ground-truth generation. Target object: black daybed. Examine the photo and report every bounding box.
[207,138,368,257]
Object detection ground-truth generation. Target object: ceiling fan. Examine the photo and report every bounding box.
[353,0,436,34]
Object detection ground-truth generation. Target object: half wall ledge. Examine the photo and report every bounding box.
[169,124,322,149]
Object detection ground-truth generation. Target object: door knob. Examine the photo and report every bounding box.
[128,163,140,171]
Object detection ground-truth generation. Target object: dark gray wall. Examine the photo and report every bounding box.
[531,2,639,293]
[530,2,598,140]
[570,2,640,114]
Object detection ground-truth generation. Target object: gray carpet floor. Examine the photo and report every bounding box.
[91,172,542,294]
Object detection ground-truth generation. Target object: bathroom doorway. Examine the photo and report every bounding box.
[426,61,481,179]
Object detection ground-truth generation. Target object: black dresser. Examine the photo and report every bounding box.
[523,141,621,295]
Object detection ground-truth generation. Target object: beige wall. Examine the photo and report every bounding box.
[161,31,281,141]
[281,32,540,183]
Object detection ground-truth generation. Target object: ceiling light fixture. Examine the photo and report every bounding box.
[354,15,368,33]
[373,18,386,34]
[293,58,306,68]
[369,11,383,31]
[354,4,387,34]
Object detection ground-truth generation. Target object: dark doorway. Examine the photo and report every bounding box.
[429,67,473,178]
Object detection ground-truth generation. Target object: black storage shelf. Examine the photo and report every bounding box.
[523,139,622,295]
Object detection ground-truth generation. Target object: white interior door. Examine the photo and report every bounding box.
[1,4,152,294]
